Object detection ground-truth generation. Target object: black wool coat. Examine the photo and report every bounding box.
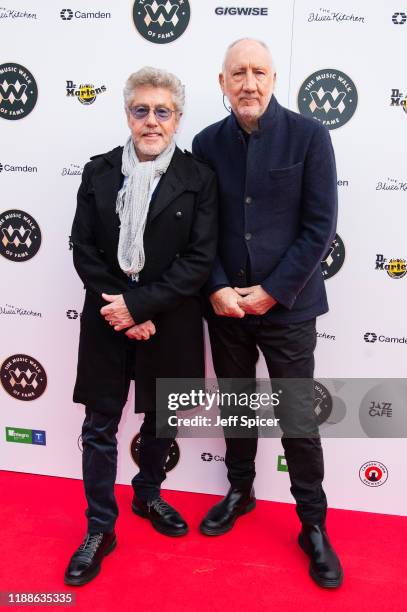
[71,145,218,416]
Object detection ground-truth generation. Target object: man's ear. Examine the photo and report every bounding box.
[219,72,225,95]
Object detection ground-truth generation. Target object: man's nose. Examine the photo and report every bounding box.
[242,71,256,91]
[145,109,159,126]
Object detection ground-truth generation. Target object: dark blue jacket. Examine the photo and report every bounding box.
[192,95,338,323]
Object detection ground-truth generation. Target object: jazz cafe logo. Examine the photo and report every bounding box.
[130,433,180,471]
[66,80,107,105]
[132,0,190,44]
[298,69,358,129]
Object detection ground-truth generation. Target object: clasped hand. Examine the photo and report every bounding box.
[209,285,276,318]
[100,293,156,340]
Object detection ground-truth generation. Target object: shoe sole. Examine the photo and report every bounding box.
[64,538,117,587]
[132,503,188,537]
[298,535,344,588]
[199,499,256,536]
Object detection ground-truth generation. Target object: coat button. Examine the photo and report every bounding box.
[175,211,183,218]
[175,252,180,258]
[245,232,252,241]
[245,196,253,205]
[238,268,245,277]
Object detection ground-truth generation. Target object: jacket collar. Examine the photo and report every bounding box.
[229,94,280,135]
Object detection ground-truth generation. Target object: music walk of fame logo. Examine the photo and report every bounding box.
[298,69,358,129]
[133,0,190,44]
[130,432,180,471]
[314,380,333,425]
[321,234,345,279]
[359,461,388,487]
[1,354,47,401]
[0,209,41,262]
[0,63,38,120]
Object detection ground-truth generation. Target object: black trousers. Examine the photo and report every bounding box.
[81,405,176,534]
[207,315,327,525]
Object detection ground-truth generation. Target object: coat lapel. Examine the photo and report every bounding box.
[92,147,123,244]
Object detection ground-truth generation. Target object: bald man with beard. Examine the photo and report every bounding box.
[193,39,343,588]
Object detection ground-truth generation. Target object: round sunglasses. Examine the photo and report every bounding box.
[129,105,177,122]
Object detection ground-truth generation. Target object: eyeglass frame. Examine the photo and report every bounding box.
[128,105,179,122]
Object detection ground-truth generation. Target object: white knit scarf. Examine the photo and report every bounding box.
[116,136,175,280]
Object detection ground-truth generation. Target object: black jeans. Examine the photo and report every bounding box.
[82,406,176,534]
[207,315,327,525]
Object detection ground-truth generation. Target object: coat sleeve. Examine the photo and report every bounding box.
[261,125,338,309]
[192,134,230,296]
[71,162,129,297]
[123,170,218,324]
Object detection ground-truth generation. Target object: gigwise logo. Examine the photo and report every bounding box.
[392,12,407,24]
[5,427,46,445]
[364,331,407,345]
[1,354,47,401]
[375,254,406,279]
[298,69,358,129]
[130,433,180,471]
[359,461,388,487]
[133,0,190,44]
[390,89,407,114]
[0,63,38,120]
[66,81,107,105]
[321,234,345,279]
[0,209,42,262]
[201,452,225,462]
[0,162,38,173]
[60,8,111,20]
[214,6,269,16]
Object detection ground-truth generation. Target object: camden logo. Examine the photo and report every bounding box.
[130,432,180,471]
[0,63,38,120]
[390,89,407,114]
[308,8,365,23]
[66,309,81,319]
[6,427,46,445]
[215,6,269,16]
[364,331,407,345]
[314,380,332,425]
[1,354,47,401]
[392,12,406,24]
[133,0,190,44]
[376,177,407,192]
[66,80,107,105]
[60,8,111,20]
[321,234,345,279]
[0,209,41,262]
[359,461,388,487]
[61,163,83,176]
[375,254,406,279]
[298,69,357,129]
[0,161,38,173]
[201,451,225,462]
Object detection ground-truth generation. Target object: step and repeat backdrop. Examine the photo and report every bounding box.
[1,0,406,516]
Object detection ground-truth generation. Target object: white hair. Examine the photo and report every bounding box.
[123,66,185,113]
[222,38,276,73]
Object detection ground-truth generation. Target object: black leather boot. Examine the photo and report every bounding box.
[64,531,117,586]
[132,495,188,536]
[298,524,343,588]
[200,486,256,536]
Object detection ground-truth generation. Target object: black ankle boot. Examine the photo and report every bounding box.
[199,486,256,536]
[64,531,116,586]
[298,524,343,588]
[132,495,188,537]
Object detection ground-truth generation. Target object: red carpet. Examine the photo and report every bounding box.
[0,471,406,611]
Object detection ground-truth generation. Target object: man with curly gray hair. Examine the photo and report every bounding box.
[65,67,217,585]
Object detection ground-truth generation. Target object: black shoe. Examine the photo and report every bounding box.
[298,524,343,588]
[132,495,188,537]
[199,486,256,536]
[64,531,116,586]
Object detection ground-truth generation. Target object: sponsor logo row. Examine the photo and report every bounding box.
[1,61,406,128]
